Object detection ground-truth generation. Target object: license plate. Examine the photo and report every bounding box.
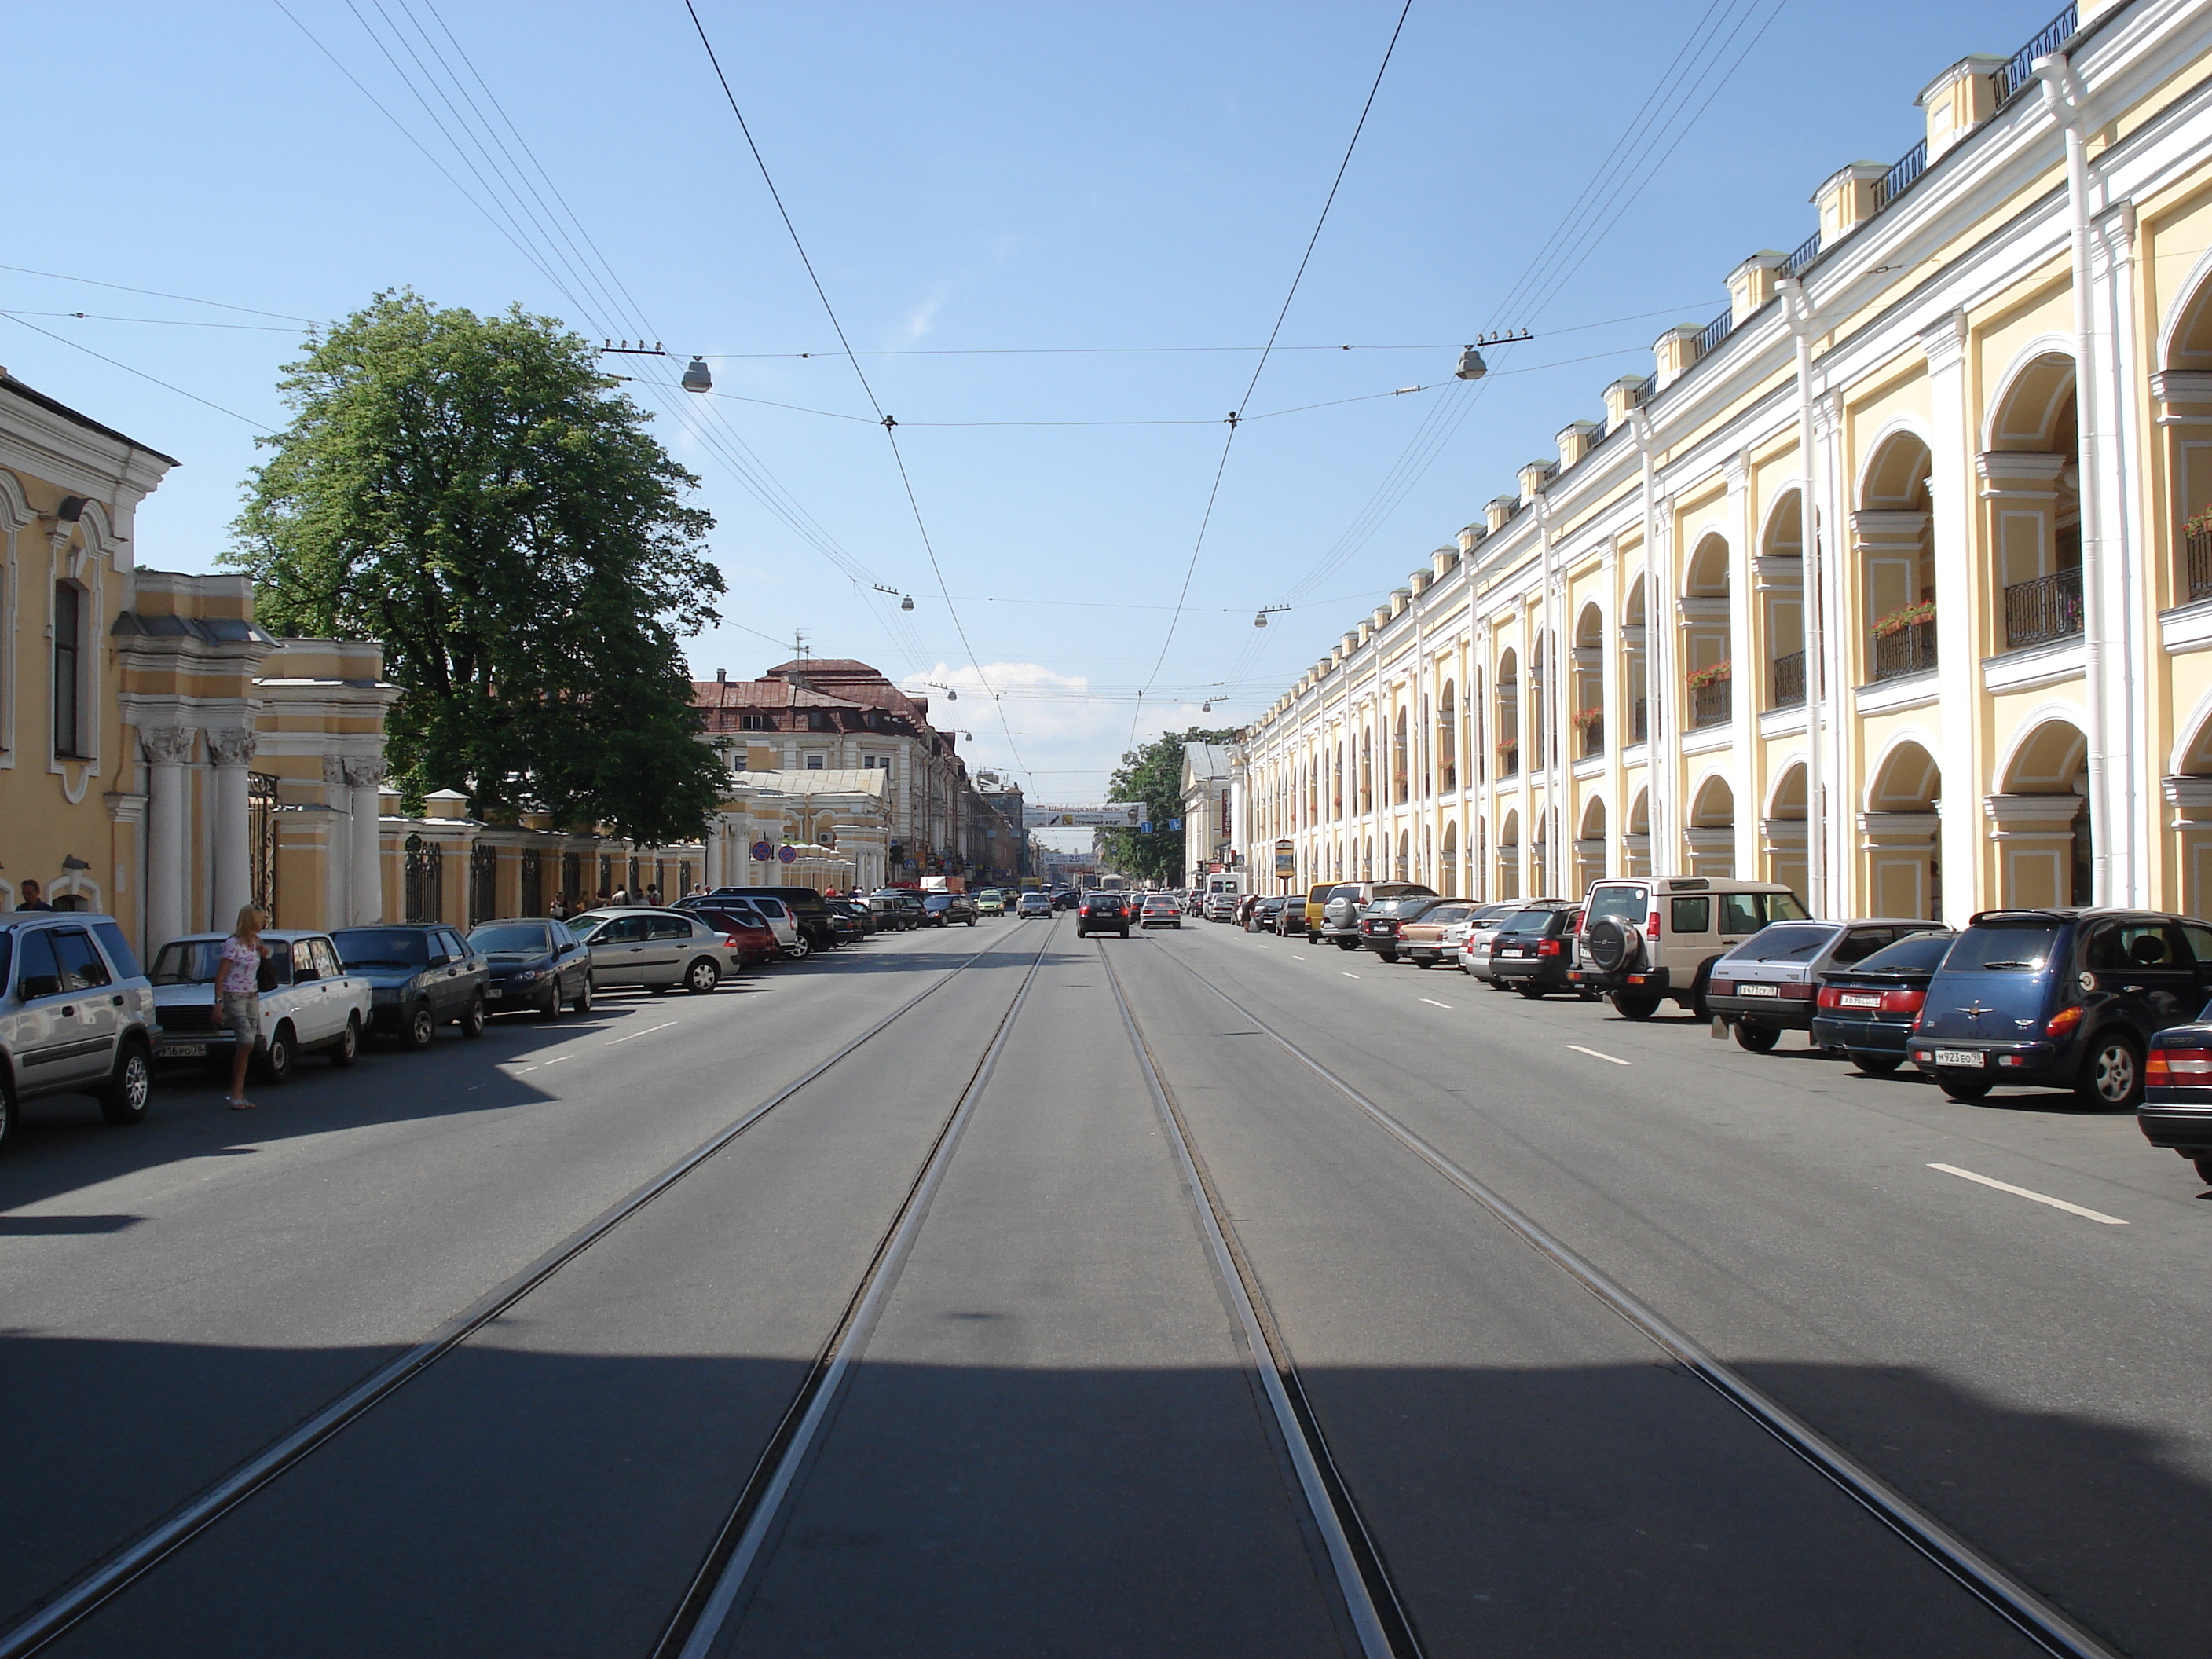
[1934,1048,1985,1068]
[1737,983,1778,997]
[1840,993,1882,1009]
[1500,946,1525,956]
[158,1042,208,1058]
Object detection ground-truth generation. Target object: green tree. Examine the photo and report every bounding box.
[229,291,727,846]
[1097,726,1238,884]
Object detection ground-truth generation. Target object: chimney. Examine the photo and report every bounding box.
[1652,324,1706,391]
[1602,375,1649,434]
[1917,55,2009,162]
[1726,250,1789,323]
[1813,160,1893,244]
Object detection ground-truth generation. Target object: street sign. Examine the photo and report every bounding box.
[1168,818,1181,831]
[1274,838,1295,878]
[778,844,797,864]
[1022,802,1144,828]
[750,840,773,862]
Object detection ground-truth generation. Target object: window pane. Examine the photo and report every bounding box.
[1717,894,1763,935]
[91,921,142,980]
[53,928,111,990]
[1671,896,1711,933]
[17,930,64,998]
[1953,924,2065,972]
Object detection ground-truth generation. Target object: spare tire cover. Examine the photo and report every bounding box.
[1587,917,1639,972]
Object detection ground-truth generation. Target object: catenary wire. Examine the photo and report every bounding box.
[0,311,272,430]
[0,262,317,323]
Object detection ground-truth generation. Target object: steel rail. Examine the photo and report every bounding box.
[661,921,1057,1658]
[1144,940,2122,1659]
[1097,940,1412,1659]
[0,922,1031,1659]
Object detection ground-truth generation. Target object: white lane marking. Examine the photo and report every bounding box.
[1342,972,1361,980]
[1928,1163,2127,1225]
[1565,1044,1632,1067]
[1292,954,1308,961]
[543,1055,572,1065]
[1419,998,1453,1009]
[606,1020,677,1046]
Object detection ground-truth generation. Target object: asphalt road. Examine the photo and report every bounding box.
[2,908,2196,1656]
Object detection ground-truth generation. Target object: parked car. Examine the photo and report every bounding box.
[1570,877,1811,1019]
[1811,929,1957,1075]
[1907,909,2212,1107]
[923,892,979,928]
[869,890,927,932]
[2140,1017,2212,1185]
[829,899,877,937]
[1320,882,1437,952]
[1016,892,1053,919]
[1487,905,1588,997]
[689,906,784,966]
[1141,894,1183,929]
[563,908,742,994]
[693,886,838,953]
[1708,919,1943,1051]
[1243,895,1286,933]
[331,925,489,1048]
[1359,895,1448,962]
[153,928,372,1080]
[1265,897,1304,936]
[822,904,865,946]
[1394,900,1474,968]
[1456,901,1542,980]
[976,889,1008,916]
[1077,892,1133,938]
[2,913,158,1148]
[466,919,593,1020]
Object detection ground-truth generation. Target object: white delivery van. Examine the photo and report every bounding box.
[1202,873,1244,921]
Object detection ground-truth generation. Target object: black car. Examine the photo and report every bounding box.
[1246,896,1287,934]
[1487,904,1585,998]
[1811,929,1956,1075]
[923,892,979,928]
[330,924,490,1048]
[2141,1016,2212,1185]
[1053,890,1081,912]
[466,919,593,1019]
[1357,895,1447,962]
[868,890,927,931]
[690,886,840,951]
[830,899,877,937]
[1907,909,2212,1107]
[1076,892,1132,938]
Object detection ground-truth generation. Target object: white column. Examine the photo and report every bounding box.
[141,725,195,953]
[1921,313,1981,924]
[322,756,352,928]
[206,728,258,932]
[1726,452,1758,880]
[346,758,386,924]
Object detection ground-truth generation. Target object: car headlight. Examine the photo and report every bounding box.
[517,969,539,983]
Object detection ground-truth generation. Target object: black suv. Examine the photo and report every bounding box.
[1076,892,1133,938]
[1907,910,2212,1108]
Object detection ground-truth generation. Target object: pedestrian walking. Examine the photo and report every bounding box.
[548,894,570,922]
[217,905,272,1111]
[646,884,662,906]
[15,879,53,911]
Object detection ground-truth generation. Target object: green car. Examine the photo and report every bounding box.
[976,889,1009,915]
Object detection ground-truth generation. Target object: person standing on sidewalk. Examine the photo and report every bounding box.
[15,879,53,911]
[216,906,271,1111]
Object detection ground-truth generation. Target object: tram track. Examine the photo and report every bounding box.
[0,921,1052,1659]
[1132,934,2121,1659]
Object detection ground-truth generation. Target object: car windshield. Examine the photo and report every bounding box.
[152,939,225,985]
[1946,923,2065,973]
[1851,932,1956,973]
[470,924,551,954]
[566,914,612,939]
[1724,924,1839,962]
[331,928,429,969]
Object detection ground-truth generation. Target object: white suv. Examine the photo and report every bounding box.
[1568,877,1810,1020]
[1,914,159,1152]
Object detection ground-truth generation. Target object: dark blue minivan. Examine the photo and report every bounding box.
[1906,910,2212,1108]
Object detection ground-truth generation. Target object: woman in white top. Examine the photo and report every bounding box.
[215,906,272,1110]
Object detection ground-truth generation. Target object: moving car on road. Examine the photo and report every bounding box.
[975,889,1008,916]
[1908,909,2212,1108]
[923,892,979,928]
[1708,919,1941,1052]
[2,913,158,1148]
[1569,877,1810,1020]
[1141,894,1182,929]
[1811,929,1957,1075]
[155,929,372,1079]
[1077,892,1133,938]
[331,924,489,1049]
[466,919,592,1020]
[1016,892,1053,919]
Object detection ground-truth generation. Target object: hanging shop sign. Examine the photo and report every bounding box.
[1021,803,1144,829]
[1274,838,1295,878]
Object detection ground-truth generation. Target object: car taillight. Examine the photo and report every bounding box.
[1881,987,1925,1014]
[1080,906,1093,915]
[1538,939,1562,956]
[2046,1005,2086,1037]
[1648,910,1661,940]
[1816,986,1843,1009]
[2148,1046,2212,1082]
[1780,982,1815,1001]
[1708,978,1735,995]
[723,934,744,947]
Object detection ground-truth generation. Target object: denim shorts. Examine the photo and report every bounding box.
[219,992,259,1045]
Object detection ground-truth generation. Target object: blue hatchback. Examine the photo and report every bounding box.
[1906,910,2212,1108]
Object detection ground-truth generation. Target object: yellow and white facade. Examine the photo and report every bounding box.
[1238,0,2212,925]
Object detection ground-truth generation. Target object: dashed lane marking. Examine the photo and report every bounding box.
[1342,972,1361,980]
[1565,1044,1632,1066]
[1292,954,1308,961]
[606,1020,678,1046]
[1419,998,1452,1009]
[1928,1163,2127,1225]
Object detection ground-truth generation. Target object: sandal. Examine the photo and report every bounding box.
[225,1097,256,1111]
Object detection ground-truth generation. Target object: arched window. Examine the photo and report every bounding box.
[1495,650,1520,777]
[1441,820,1459,896]
[1359,728,1372,814]
[1392,709,1409,804]
[1394,830,1410,881]
[53,580,85,758]
[1437,681,1458,792]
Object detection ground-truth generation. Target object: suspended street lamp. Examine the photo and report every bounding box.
[682,356,713,393]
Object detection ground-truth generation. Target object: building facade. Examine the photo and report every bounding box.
[1180,742,1234,888]
[1237,0,2212,925]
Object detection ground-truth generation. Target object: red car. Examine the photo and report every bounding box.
[691,906,782,967]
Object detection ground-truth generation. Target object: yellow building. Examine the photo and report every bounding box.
[1238,0,2212,925]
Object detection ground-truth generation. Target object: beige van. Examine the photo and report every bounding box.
[1568,877,1809,1020]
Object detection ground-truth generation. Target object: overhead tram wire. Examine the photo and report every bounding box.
[1124,0,1415,751]
[0,310,273,430]
[0,262,317,323]
[681,0,1031,777]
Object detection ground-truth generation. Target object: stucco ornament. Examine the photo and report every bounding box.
[204,728,259,768]
[139,726,196,765]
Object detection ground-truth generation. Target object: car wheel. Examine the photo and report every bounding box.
[1852,1053,1901,1076]
[2194,1155,2212,1187]
[1336,939,1361,952]
[99,1038,153,1126]
[461,997,486,1039]
[967,917,977,926]
[1515,982,1548,1000]
[403,1002,436,1050]
[573,976,594,1016]
[1733,1019,1781,1053]
[0,1072,14,1154]
[2075,1032,2144,1111]
[1939,1076,1993,1101]
[1377,949,1397,964]
[1119,928,1130,938]
[685,956,722,994]
[788,935,812,959]
[1414,959,1433,969]
[258,1023,296,1085]
[329,1015,361,1068]
[1612,993,1661,1021]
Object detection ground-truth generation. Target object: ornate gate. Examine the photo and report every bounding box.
[469,846,499,925]
[520,850,544,917]
[562,851,582,911]
[404,833,442,924]
[248,772,281,921]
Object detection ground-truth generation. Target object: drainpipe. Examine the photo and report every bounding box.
[2035,52,2111,906]
[1779,275,1827,917]
[1631,408,1670,870]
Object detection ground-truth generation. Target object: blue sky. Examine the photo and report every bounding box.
[11,0,2047,805]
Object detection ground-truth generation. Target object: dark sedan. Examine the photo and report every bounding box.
[1359,895,1447,963]
[2142,1016,2212,1186]
[466,919,593,1019]
[1811,929,1956,1075]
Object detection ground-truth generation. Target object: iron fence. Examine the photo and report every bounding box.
[1771,651,1806,709]
[1995,5,2079,104]
[2186,525,2212,604]
[1691,680,1732,728]
[2003,567,2084,651]
[520,849,543,917]
[1873,138,1928,212]
[404,833,441,924]
[470,846,498,925]
[1870,619,1939,680]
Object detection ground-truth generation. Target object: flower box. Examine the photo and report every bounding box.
[1685,660,1731,690]
[1871,602,1936,639]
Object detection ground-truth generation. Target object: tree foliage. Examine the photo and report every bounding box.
[229,291,727,845]
[1097,726,1239,884]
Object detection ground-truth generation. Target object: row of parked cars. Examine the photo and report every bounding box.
[1225,876,2212,1190]
[0,884,929,1153]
